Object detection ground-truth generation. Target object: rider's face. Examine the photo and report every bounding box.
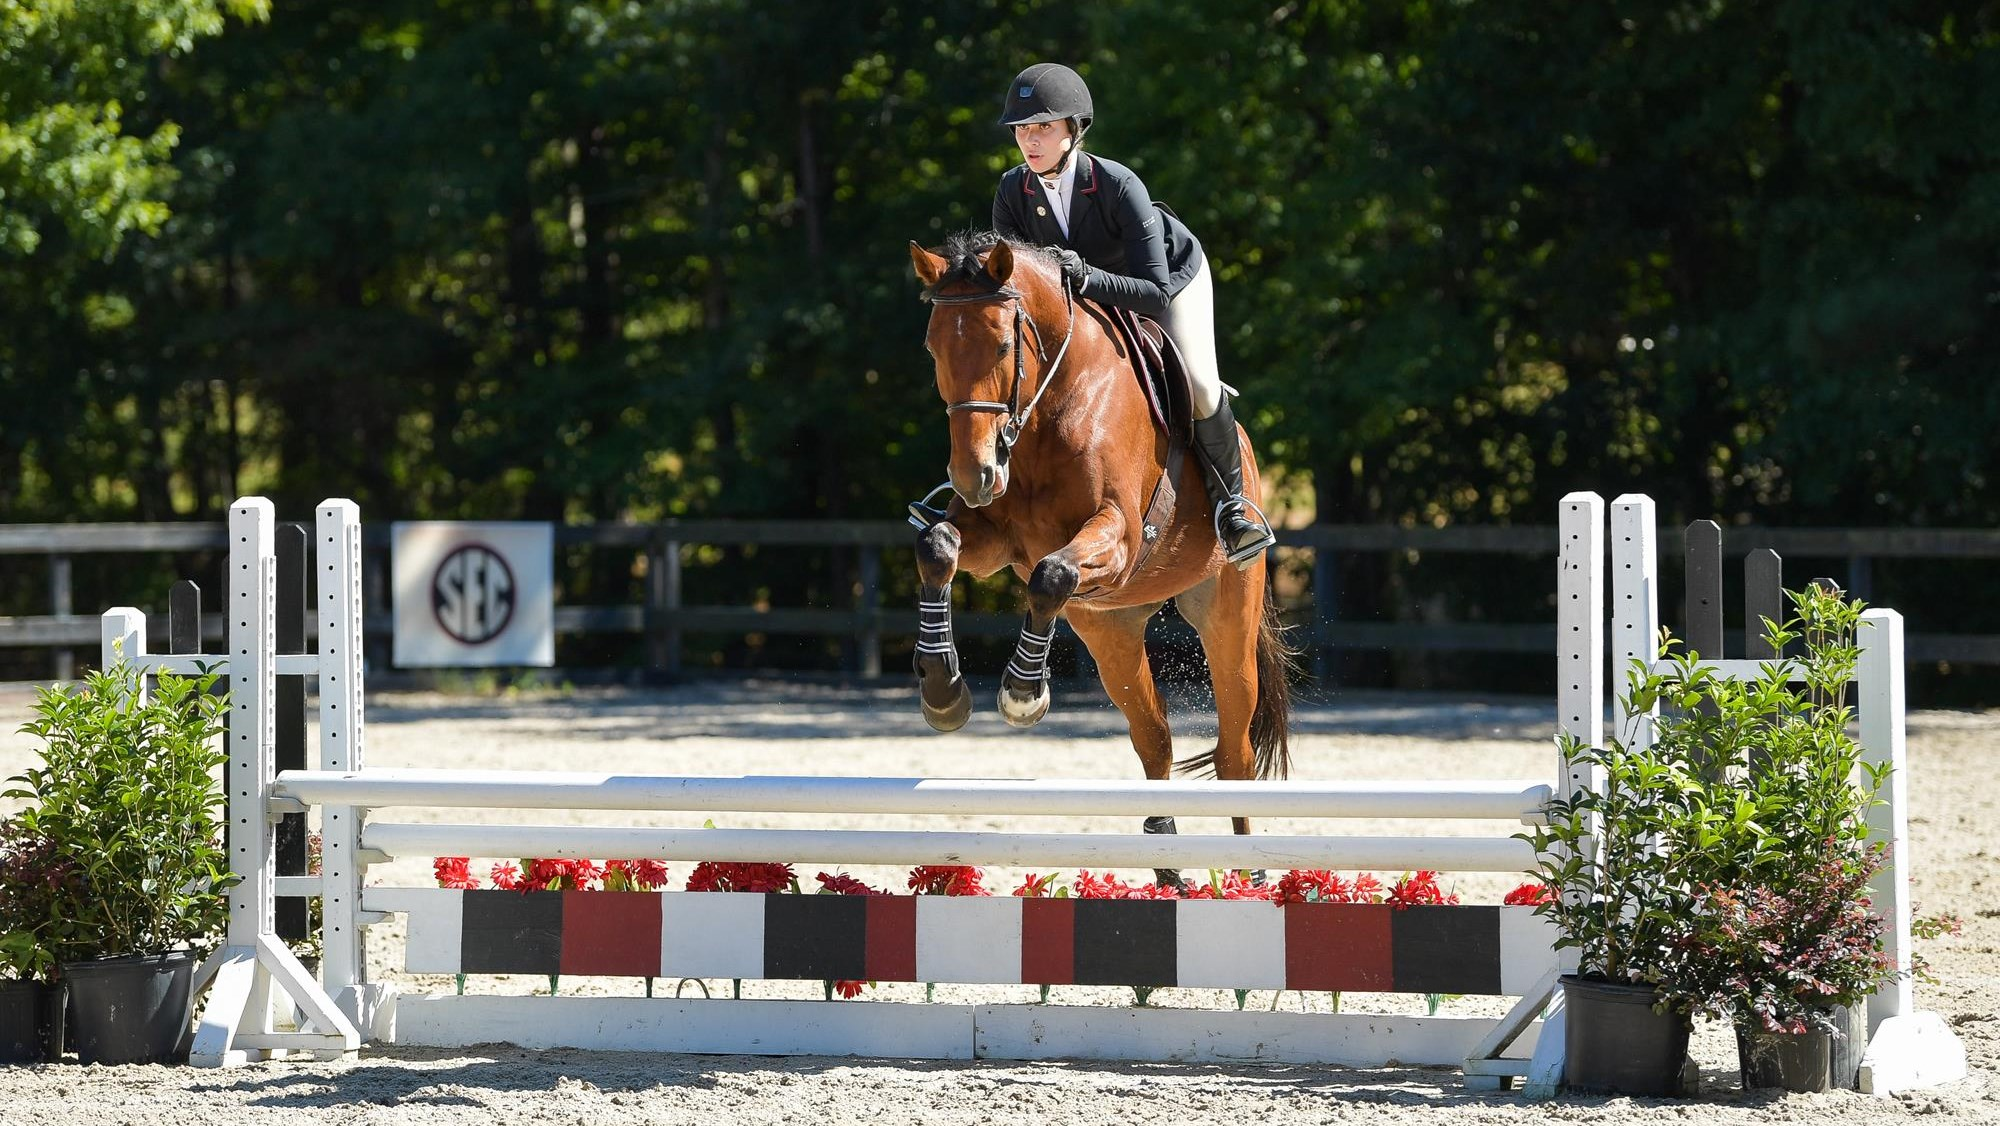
[1013,121,1074,175]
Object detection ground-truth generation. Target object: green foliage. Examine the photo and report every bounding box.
[1669,586,1899,1033]
[1523,584,1901,1019]
[1522,716,1706,990]
[4,4,1999,683]
[6,659,233,962]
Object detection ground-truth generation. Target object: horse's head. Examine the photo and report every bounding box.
[909,234,1065,509]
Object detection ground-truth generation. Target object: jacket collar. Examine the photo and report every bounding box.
[1021,154,1098,195]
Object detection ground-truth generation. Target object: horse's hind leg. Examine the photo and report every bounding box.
[1067,602,1183,888]
[1178,555,1269,835]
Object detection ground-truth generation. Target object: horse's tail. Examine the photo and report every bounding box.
[1176,594,1295,781]
[1248,595,1294,780]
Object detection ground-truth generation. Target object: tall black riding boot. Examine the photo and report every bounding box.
[1191,400,1276,567]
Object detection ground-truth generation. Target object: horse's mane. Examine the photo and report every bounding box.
[921,230,1057,302]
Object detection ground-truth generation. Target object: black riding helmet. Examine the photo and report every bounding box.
[999,62,1094,148]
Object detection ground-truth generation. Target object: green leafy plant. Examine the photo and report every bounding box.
[6,660,234,962]
[1668,586,1900,1034]
[1517,668,1708,991]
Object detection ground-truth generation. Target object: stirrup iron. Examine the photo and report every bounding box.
[907,481,954,530]
[1214,496,1277,568]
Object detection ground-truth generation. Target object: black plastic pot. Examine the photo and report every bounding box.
[1738,1025,1832,1092]
[0,979,65,1064]
[62,951,198,1066]
[1561,975,1691,1097]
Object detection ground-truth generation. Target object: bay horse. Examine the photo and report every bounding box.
[906,232,1292,864]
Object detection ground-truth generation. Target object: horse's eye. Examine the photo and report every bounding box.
[998,338,1012,358]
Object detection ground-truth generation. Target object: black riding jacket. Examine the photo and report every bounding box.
[992,154,1203,318]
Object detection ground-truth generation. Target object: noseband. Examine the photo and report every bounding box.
[926,271,1076,459]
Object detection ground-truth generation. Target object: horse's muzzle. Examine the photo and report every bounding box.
[954,462,1008,508]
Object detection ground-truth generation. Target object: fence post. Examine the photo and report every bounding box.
[50,553,73,680]
[856,544,881,678]
[649,533,682,677]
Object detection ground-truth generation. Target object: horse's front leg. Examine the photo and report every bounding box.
[914,519,1012,731]
[998,507,1131,727]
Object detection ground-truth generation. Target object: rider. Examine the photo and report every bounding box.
[990,61,1276,566]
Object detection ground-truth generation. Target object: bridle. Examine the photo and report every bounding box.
[925,268,1076,461]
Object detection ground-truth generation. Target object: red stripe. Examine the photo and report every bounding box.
[559,891,662,976]
[1020,897,1074,984]
[1285,903,1393,991]
[865,895,917,981]
[1078,156,1099,195]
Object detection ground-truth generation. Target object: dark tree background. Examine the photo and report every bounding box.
[5,2,1996,690]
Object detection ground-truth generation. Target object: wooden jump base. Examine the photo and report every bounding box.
[95,492,1964,1095]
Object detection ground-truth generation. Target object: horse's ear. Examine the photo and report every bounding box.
[984,241,1015,284]
[909,241,947,287]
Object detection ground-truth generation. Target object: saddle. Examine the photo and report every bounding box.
[1100,304,1195,582]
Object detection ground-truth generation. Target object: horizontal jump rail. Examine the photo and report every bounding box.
[361,823,1537,873]
[276,771,1552,821]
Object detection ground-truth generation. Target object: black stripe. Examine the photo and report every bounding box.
[461,890,563,974]
[1073,900,1177,987]
[1390,904,1501,994]
[763,893,868,980]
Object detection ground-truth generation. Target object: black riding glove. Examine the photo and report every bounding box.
[1054,248,1090,291]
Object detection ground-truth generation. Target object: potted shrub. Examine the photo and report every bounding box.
[1670,587,1898,1092]
[0,818,77,1064]
[6,660,233,1065]
[1520,656,1711,1096]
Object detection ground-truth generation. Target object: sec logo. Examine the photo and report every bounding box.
[432,543,515,645]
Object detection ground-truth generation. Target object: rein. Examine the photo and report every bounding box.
[927,271,1076,459]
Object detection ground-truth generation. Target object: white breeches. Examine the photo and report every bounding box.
[1159,254,1233,420]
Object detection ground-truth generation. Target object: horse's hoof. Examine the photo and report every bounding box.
[997,681,1051,727]
[1154,868,1184,890]
[922,677,972,732]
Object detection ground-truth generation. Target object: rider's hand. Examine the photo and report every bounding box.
[1054,248,1090,290]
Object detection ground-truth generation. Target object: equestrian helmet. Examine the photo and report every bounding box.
[998,63,1093,133]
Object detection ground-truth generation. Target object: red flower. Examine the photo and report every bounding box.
[1012,872,1062,898]
[815,872,883,896]
[604,859,671,892]
[1274,869,1349,905]
[1387,870,1459,909]
[564,859,604,890]
[1183,870,1277,901]
[908,865,990,896]
[433,856,479,890]
[1349,873,1386,903]
[686,861,796,893]
[831,979,868,999]
[1504,881,1554,906]
[1072,870,1180,900]
[491,861,522,891]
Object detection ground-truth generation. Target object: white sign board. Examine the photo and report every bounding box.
[391,522,554,667]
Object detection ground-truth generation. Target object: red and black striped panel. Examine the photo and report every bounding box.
[1020,899,1178,986]
[448,891,1510,994]
[1285,903,1503,993]
[761,894,921,981]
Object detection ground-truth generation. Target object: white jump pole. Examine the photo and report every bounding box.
[275,772,1553,822]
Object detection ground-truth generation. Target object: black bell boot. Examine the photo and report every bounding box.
[1191,401,1277,567]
